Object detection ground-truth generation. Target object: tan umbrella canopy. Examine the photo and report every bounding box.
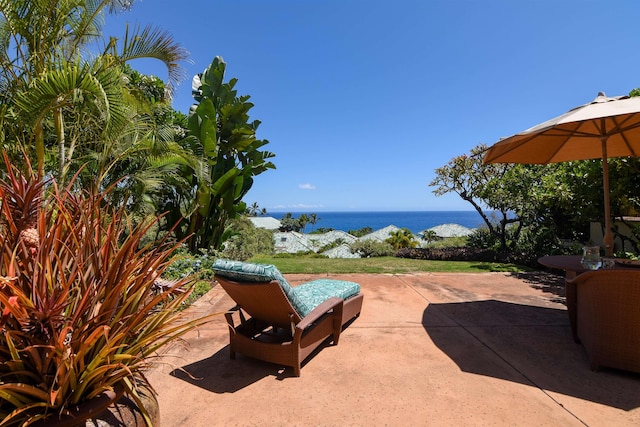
[483,92,640,256]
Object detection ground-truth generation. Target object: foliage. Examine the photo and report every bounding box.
[308,213,319,231]
[162,247,217,307]
[420,230,440,244]
[0,0,189,184]
[349,239,395,258]
[347,227,373,237]
[614,251,640,260]
[465,227,499,250]
[182,280,213,307]
[432,142,640,256]
[276,213,321,233]
[466,225,570,263]
[0,158,217,425]
[163,247,216,281]
[1,3,278,256]
[385,228,417,250]
[220,216,275,261]
[424,236,467,248]
[278,213,306,232]
[310,227,335,234]
[432,144,592,253]
[173,56,275,252]
[431,145,529,249]
[317,239,345,253]
[245,202,267,216]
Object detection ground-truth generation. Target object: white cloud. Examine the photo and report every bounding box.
[298,183,316,190]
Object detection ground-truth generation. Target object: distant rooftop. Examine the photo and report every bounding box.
[270,223,473,258]
[248,216,281,230]
[423,223,474,238]
[359,225,402,242]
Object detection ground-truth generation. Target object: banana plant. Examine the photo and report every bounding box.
[182,56,275,251]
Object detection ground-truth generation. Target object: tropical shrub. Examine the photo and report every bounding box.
[466,224,572,266]
[347,227,373,237]
[317,239,346,253]
[349,240,395,258]
[278,214,306,232]
[220,217,275,261]
[385,229,418,250]
[0,158,216,425]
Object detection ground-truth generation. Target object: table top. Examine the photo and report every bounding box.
[538,255,640,276]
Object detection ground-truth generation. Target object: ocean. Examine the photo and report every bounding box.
[268,211,487,234]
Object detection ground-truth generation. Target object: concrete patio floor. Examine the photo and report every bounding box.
[146,272,640,426]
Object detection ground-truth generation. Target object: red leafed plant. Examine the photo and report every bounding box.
[0,155,215,426]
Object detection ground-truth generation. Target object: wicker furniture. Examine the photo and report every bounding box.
[213,260,363,376]
[565,270,640,373]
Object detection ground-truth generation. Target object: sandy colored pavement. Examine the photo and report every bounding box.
[146,272,640,426]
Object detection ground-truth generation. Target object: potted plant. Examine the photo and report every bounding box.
[0,156,215,426]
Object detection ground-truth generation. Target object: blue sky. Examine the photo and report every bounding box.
[105,1,640,212]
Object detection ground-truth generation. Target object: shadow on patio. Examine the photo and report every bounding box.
[169,341,333,392]
[423,299,640,411]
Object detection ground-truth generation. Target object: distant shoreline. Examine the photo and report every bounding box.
[266,210,486,235]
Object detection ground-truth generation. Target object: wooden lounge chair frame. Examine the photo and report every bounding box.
[217,276,363,376]
[566,270,640,373]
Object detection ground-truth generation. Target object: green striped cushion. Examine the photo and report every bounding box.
[291,279,361,317]
[212,259,274,282]
[213,260,307,316]
[213,260,360,318]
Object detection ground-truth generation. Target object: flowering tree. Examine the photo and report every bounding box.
[430,144,571,251]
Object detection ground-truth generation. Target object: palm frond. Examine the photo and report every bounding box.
[119,24,189,96]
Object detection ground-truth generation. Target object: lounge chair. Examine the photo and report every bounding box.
[212,260,364,376]
[565,270,640,373]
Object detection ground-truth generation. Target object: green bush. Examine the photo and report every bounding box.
[466,227,497,249]
[164,247,215,280]
[349,239,395,257]
[385,228,417,250]
[182,280,213,307]
[318,238,345,253]
[348,227,373,237]
[221,217,275,260]
[425,236,468,248]
[467,224,569,262]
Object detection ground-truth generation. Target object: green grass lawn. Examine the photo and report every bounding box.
[248,255,532,274]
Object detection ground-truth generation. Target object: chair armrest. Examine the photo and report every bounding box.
[296,297,344,331]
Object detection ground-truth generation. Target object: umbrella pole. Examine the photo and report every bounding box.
[602,138,614,257]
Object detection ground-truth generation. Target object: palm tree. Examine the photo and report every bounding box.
[386,228,417,250]
[298,214,310,233]
[309,213,319,231]
[247,202,260,216]
[0,0,188,184]
[421,230,439,245]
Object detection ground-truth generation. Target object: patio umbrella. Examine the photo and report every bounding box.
[483,92,640,256]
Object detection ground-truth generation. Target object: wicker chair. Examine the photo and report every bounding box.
[566,270,640,373]
[213,260,363,376]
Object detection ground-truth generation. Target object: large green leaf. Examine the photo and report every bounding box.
[188,98,217,159]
